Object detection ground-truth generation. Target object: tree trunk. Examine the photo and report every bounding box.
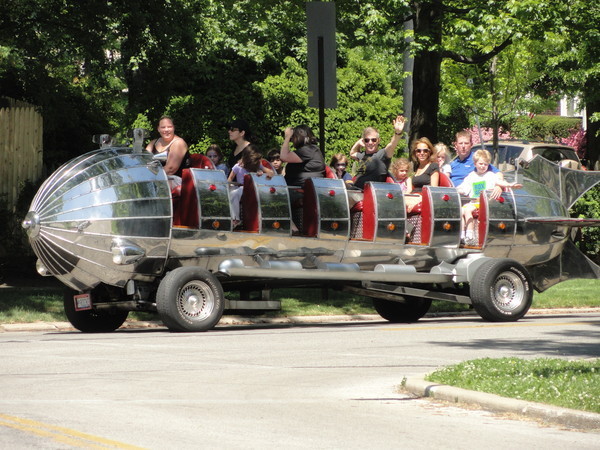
[409,2,444,145]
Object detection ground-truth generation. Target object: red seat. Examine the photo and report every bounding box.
[189,153,215,169]
[176,169,199,228]
[439,171,453,187]
[260,159,275,172]
[324,166,336,179]
[240,174,259,232]
[302,179,319,237]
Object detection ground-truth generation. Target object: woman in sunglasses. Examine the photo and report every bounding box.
[227,119,254,169]
[409,137,439,192]
[350,115,406,189]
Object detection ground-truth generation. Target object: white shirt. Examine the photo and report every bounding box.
[457,170,499,198]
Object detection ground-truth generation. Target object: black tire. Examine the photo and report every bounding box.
[470,259,533,322]
[156,267,225,332]
[372,296,432,323]
[63,288,129,333]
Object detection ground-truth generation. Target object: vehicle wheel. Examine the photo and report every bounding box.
[156,267,225,332]
[63,288,129,333]
[470,259,532,322]
[372,296,432,323]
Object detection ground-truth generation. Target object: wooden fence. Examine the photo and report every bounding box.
[0,100,43,210]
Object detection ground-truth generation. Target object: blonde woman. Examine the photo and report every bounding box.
[409,137,439,192]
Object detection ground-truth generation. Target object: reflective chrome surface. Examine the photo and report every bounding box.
[365,182,406,242]
[24,148,600,294]
[245,173,292,236]
[24,148,171,290]
[425,187,462,248]
[305,178,350,240]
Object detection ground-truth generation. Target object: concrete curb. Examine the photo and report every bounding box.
[2,308,599,333]
[0,314,383,333]
[402,377,600,431]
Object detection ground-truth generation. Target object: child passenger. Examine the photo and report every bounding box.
[390,157,412,192]
[457,149,521,245]
[267,148,285,175]
[206,144,230,176]
[434,142,452,176]
[330,153,353,184]
[228,144,273,226]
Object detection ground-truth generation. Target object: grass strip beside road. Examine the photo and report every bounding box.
[426,357,600,414]
[1,279,600,324]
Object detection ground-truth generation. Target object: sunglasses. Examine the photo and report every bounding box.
[336,163,347,167]
[363,138,378,143]
[415,149,430,154]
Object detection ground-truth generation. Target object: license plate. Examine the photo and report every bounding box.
[74,293,92,311]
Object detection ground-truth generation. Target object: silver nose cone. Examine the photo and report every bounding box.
[24,147,173,290]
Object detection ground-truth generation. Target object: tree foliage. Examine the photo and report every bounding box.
[0,0,595,167]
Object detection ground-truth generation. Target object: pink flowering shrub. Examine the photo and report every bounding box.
[556,128,587,159]
[466,127,512,145]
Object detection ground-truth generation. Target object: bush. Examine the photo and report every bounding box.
[512,115,581,141]
[0,181,40,283]
[256,49,404,163]
[570,186,600,264]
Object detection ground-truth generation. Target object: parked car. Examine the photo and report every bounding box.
[480,140,584,171]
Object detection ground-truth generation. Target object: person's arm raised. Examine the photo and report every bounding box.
[384,115,406,158]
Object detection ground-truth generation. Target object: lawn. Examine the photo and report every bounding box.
[426,357,600,414]
[1,279,599,323]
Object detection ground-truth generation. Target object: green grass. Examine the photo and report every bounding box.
[1,279,600,323]
[426,357,600,414]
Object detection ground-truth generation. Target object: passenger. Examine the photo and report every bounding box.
[146,115,191,189]
[280,125,325,187]
[457,149,522,245]
[206,144,230,176]
[267,148,285,175]
[228,144,274,225]
[434,142,452,176]
[410,137,439,191]
[390,157,412,193]
[330,153,353,184]
[450,130,501,186]
[405,137,439,212]
[350,116,406,189]
[227,119,254,169]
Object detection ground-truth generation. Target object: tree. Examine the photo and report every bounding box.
[526,1,600,167]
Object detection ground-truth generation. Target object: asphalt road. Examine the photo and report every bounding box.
[1,313,599,449]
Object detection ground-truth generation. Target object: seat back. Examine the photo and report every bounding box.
[240,173,292,234]
[260,159,275,172]
[176,169,232,230]
[438,171,454,187]
[302,178,349,239]
[324,165,336,179]
[189,153,215,169]
[362,182,406,241]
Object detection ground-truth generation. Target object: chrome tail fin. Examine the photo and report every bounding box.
[519,156,600,209]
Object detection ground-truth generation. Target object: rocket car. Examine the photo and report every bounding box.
[22,133,600,332]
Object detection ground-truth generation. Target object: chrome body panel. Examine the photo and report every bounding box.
[424,186,462,248]
[363,182,406,242]
[24,148,171,291]
[304,178,350,240]
[193,168,233,231]
[244,173,292,236]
